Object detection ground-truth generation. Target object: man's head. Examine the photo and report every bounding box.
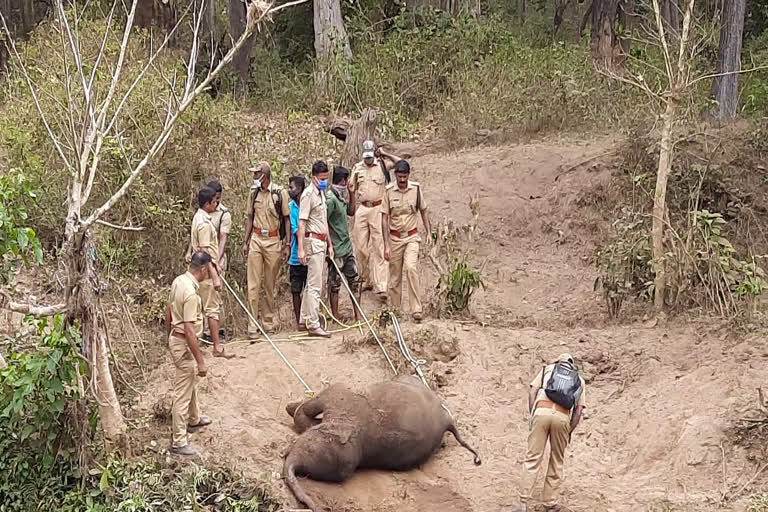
[289,175,306,201]
[558,353,575,365]
[311,160,330,190]
[332,166,350,187]
[393,159,410,187]
[362,140,375,166]
[250,161,271,189]
[189,250,212,281]
[206,180,223,203]
[198,186,218,213]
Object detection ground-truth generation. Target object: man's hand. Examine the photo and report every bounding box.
[241,243,249,260]
[197,362,207,377]
[384,246,391,261]
[299,246,307,265]
[283,244,290,262]
[328,244,334,260]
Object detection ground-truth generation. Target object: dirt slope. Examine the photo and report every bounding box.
[135,135,768,512]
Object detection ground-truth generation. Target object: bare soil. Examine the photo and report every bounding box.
[134,135,768,512]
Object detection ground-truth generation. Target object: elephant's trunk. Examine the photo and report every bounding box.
[283,453,317,511]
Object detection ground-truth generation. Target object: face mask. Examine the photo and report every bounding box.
[317,179,328,191]
[332,184,347,193]
[250,178,262,190]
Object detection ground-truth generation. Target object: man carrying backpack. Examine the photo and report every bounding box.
[517,353,586,512]
[241,161,291,340]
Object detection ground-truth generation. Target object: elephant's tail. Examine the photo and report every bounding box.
[447,422,482,466]
[283,455,317,511]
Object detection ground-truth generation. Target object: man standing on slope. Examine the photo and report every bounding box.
[515,353,586,512]
[349,140,402,300]
[287,175,308,330]
[185,180,231,341]
[326,165,361,324]
[190,187,233,358]
[297,160,333,338]
[241,161,291,340]
[381,159,431,323]
[165,251,214,456]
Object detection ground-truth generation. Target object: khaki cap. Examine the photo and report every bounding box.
[249,160,271,174]
[558,353,575,364]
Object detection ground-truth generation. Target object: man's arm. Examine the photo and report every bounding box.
[420,207,431,243]
[382,213,391,261]
[347,187,357,216]
[165,303,172,338]
[378,148,404,170]
[528,386,538,413]
[284,214,292,261]
[298,218,308,264]
[184,242,193,263]
[183,320,206,376]
[570,405,583,433]
[218,232,228,266]
[242,194,255,258]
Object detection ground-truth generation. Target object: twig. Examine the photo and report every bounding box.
[719,442,727,501]
[554,150,618,182]
[728,462,768,501]
[95,219,145,231]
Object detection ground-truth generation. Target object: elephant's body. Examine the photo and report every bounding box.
[283,374,481,511]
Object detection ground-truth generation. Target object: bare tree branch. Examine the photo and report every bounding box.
[0,291,67,316]
[95,219,145,231]
[688,64,768,87]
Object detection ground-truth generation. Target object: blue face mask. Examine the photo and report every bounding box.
[317,179,328,191]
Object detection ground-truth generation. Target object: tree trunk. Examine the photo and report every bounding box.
[580,1,592,37]
[20,0,34,35]
[313,0,352,95]
[618,0,634,59]
[228,0,255,96]
[710,0,746,120]
[202,0,216,43]
[518,0,526,23]
[652,98,676,311]
[591,0,620,69]
[553,0,573,37]
[63,210,127,447]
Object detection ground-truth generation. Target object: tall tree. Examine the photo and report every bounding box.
[590,0,621,68]
[229,0,256,94]
[313,0,351,94]
[711,0,747,120]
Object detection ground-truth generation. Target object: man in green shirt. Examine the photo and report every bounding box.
[326,166,361,323]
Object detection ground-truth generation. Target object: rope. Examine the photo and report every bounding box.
[220,275,314,394]
[389,311,453,419]
[328,257,398,375]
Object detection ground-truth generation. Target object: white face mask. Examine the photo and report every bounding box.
[251,178,262,190]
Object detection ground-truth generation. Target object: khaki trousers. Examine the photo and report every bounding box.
[387,235,422,314]
[247,236,281,335]
[353,204,387,293]
[520,408,571,506]
[169,335,200,448]
[300,239,326,330]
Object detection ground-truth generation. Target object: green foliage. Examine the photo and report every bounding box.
[0,315,85,512]
[0,170,44,283]
[437,256,485,314]
[59,457,278,512]
[594,211,654,318]
[749,493,768,512]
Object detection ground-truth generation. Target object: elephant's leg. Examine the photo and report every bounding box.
[293,396,325,433]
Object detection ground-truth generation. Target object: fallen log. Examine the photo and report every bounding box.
[324,109,411,168]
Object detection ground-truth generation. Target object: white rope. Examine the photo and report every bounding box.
[220,275,313,394]
[389,311,453,419]
[328,257,398,375]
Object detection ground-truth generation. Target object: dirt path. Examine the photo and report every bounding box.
[135,136,767,512]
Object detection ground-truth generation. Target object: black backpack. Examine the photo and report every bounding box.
[542,362,583,410]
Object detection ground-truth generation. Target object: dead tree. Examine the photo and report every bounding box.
[710,0,747,120]
[0,0,307,448]
[313,0,352,95]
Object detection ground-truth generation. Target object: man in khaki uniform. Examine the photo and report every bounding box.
[298,160,333,338]
[516,353,586,511]
[241,162,291,340]
[349,140,402,300]
[381,160,430,322]
[185,181,231,340]
[190,187,232,358]
[165,251,213,456]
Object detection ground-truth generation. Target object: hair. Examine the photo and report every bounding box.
[198,186,217,208]
[393,159,411,174]
[189,251,212,270]
[206,180,222,194]
[289,175,306,193]
[332,166,350,185]
[311,160,329,176]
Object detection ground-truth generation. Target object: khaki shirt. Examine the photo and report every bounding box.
[299,183,328,255]
[168,271,203,337]
[381,181,426,236]
[530,364,586,418]
[246,184,290,234]
[210,203,232,271]
[190,208,219,261]
[351,159,388,204]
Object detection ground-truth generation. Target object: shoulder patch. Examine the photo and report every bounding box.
[385,183,395,190]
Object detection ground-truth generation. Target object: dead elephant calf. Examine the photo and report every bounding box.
[282,374,481,511]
